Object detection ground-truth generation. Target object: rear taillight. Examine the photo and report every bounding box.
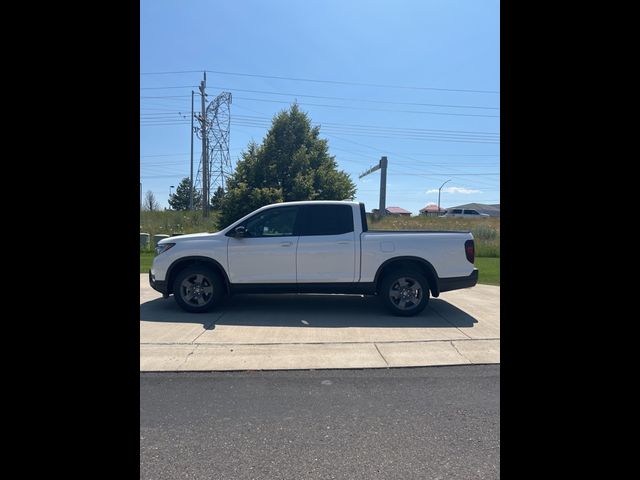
[465,239,475,264]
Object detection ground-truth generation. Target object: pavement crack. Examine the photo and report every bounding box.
[450,340,471,363]
[373,343,389,367]
[192,311,226,343]
[181,344,199,368]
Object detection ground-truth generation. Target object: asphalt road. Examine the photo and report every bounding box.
[140,365,500,479]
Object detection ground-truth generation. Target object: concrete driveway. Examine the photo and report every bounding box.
[140,274,499,371]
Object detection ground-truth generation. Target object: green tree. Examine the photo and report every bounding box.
[168,177,202,211]
[219,103,356,227]
[210,186,225,211]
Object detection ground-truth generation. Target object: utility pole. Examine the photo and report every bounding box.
[359,156,388,215]
[200,72,208,217]
[379,156,387,214]
[437,179,452,215]
[189,90,194,210]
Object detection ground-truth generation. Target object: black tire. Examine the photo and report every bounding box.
[379,270,430,316]
[172,265,224,313]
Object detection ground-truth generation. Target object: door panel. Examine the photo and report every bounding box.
[227,205,299,284]
[228,236,299,283]
[295,204,356,283]
[296,232,356,283]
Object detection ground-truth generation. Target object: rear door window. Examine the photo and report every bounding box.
[298,205,354,236]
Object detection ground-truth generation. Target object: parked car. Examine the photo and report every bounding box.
[149,201,478,316]
[440,208,489,218]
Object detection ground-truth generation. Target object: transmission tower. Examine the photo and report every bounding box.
[206,92,232,196]
[194,82,232,216]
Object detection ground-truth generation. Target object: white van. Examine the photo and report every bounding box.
[440,208,489,218]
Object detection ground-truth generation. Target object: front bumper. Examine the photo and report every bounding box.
[438,268,479,293]
[149,270,168,296]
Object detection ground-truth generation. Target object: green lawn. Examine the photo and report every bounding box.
[140,252,154,273]
[475,257,500,286]
[141,252,499,286]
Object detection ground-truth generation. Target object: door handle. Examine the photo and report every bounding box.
[336,241,350,245]
[280,242,293,247]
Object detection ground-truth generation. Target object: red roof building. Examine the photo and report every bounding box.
[419,203,446,216]
[385,206,412,216]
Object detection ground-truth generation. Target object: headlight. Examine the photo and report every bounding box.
[155,243,175,256]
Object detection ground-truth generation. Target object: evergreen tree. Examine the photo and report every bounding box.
[219,103,356,227]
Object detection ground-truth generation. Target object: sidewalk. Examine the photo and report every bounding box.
[140,274,500,371]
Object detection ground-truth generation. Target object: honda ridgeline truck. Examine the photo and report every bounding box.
[149,201,478,316]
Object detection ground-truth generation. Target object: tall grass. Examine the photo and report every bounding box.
[368,214,500,258]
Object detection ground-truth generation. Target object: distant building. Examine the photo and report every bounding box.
[384,206,412,217]
[444,203,500,217]
[419,203,447,217]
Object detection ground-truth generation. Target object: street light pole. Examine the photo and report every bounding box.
[169,185,175,209]
[437,179,452,216]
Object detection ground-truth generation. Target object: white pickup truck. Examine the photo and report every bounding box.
[149,201,478,316]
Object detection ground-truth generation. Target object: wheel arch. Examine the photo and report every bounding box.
[374,256,440,297]
[165,256,230,296]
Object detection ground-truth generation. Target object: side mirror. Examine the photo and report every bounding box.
[234,226,247,237]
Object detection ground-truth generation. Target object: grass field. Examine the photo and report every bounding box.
[368,215,500,258]
[140,251,154,273]
[474,257,500,286]
[141,252,499,286]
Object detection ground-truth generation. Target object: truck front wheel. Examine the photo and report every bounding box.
[173,266,223,313]
[379,270,430,316]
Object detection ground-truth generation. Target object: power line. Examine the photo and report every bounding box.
[141,150,498,159]
[141,174,188,179]
[230,121,498,144]
[141,121,499,144]
[232,114,500,136]
[320,132,500,186]
[140,69,499,94]
[389,173,499,176]
[140,85,499,110]
[140,115,499,141]
[140,153,193,158]
[141,113,500,137]
[233,97,499,118]
[140,85,197,90]
[402,153,499,157]
[140,95,192,99]
[140,70,202,75]
[141,94,499,118]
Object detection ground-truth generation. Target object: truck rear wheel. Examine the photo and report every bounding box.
[173,266,223,313]
[379,270,429,316]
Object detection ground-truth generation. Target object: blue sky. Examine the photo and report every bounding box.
[141,0,499,214]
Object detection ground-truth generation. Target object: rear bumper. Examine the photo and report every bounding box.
[438,268,478,293]
[149,270,168,296]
